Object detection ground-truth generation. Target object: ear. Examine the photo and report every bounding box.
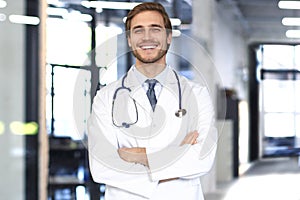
[127,36,132,47]
[167,32,172,45]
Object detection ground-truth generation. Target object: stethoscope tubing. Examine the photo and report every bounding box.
[111,69,186,128]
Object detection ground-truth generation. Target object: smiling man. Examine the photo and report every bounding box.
[88,2,217,200]
[127,9,171,68]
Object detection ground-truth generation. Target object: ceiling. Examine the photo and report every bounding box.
[48,0,300,43]
[218,0,300,43]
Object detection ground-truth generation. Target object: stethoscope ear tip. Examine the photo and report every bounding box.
[175,109,187,118]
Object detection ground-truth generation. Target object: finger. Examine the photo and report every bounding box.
[191,131,199,145]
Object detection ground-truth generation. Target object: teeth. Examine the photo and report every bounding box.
[141,45,156,49]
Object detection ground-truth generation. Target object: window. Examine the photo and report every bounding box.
[46,17,92,140]
[258,44,300,156]
[46,65,91,140]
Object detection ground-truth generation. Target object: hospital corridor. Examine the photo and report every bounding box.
[205,157,300,200]
[2,0,300,200]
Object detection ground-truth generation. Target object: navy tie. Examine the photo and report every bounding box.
[146,79,157,111]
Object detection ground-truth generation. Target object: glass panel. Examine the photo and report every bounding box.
[46,18,91,66]
[295,80,300,113]
[262,45,295,69]
[259,44,300,156]
[46,64,53,134]
[96,24,122,85]
[296,115,300,138]
[46,66,91,140]
[264,113,295,137]
[0,1,25,199]
[262,80,295,113]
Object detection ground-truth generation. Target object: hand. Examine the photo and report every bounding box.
[180,130,199,146]
[118,147,149,166]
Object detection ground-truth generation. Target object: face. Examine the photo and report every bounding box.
[127,11,172,66]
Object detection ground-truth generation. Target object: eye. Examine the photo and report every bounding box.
[151,27,162,33]
[133,28,144,34]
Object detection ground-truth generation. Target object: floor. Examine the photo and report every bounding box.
[204,157,300,200]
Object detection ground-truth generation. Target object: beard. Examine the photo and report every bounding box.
[132,48,168,64]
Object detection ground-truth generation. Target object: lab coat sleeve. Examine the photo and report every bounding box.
[88,88,158,198]
[147,86,218,181]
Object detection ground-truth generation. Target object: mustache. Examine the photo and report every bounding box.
[137,39,159,45]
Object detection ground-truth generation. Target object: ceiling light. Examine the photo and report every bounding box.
[46,7,68,16]
[9,15,40,25]
[171,18,181,26]
[96,7,103,13]
[63,11,93,22]
[0,0,7,8]
[172,30,181,37]
[81,1,141,10]
[282,17,300,26]
[278,1,300,9]
[286,30,300,38]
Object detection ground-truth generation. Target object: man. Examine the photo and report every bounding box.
[88,2,217,200]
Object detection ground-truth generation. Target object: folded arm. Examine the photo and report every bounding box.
[118,130,199,182]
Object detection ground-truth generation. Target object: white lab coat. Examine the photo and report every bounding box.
[88,66,217,200]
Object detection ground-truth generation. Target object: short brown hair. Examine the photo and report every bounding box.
[125,2,172,37]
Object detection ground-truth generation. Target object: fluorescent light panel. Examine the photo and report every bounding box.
[9,15,40,25]
[63,11,92,22]
[286,30,300,38]
[172,30,181,37]
[81,1,142,10]
[0,0,7,8]
[171,18,181,26]
[282,17,300,26]
[278,1,300,9]
[46,7,68,16]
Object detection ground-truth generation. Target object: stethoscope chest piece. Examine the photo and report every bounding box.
[175,109,187,118]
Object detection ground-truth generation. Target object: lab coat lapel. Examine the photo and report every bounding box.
[153,69,180,120]
[125,68,153,112]
[156,68,179,106]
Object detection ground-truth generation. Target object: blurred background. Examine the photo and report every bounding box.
[1,0,300,199]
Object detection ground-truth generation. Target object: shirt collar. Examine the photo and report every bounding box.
[132,64,170,86]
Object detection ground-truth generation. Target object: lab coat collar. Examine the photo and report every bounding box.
[125,65,179,89]
[124,66,180,113]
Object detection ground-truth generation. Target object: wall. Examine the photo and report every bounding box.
[0,0,26,199]
[212,1,250,170]
[191,0,249,194]
[212,2,249,100]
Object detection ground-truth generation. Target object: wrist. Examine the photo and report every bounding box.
[137,147,149,166]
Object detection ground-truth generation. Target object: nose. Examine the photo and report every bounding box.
[142,28,151,40]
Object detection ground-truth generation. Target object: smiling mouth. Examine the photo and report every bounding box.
[139,44,158,50]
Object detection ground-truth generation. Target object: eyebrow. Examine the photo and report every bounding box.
[132,24,164,30]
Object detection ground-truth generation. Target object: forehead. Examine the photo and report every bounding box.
[130,10,164,29]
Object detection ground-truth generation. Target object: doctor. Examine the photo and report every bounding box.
[88,2,217,200]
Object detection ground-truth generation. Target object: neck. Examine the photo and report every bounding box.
[135,62,166,78]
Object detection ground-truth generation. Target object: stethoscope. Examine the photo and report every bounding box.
[112,70,187,128]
